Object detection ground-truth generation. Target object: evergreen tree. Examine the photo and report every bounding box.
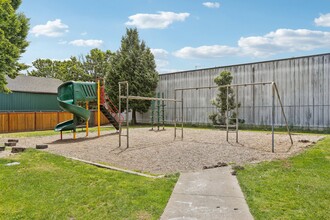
[209,71,240,125]
[0,0,29,92]
[105,28,158,124]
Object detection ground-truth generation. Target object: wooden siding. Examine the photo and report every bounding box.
[137,53,330,129]
[0,113,9,133]
[8,112,35,132]
[0,112,73,133]
[0,111,114,133]
[35,112,61,130]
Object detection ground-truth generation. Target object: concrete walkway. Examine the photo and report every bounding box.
[161,166,254,220]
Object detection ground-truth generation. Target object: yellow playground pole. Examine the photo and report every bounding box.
[97,80,101,137]
[73,131,76,139]
[86,101,89,137]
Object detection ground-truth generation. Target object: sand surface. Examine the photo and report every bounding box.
[0,128,323,174]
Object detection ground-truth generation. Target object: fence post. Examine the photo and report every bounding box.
[7,112,10,133]
[35,112,37,131]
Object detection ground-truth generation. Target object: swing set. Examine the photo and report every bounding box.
[118,81,293,152]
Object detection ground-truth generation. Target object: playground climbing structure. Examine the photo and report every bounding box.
[55,80,123,139]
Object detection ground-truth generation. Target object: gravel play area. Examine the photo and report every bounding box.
[1,128,323,174]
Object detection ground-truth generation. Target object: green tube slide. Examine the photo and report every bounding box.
[55,81,97,132]
[54,98,91,131]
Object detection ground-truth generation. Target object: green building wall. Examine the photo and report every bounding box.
[0,92,61,112]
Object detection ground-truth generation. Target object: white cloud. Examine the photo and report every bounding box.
[203,2,220,8]
[150,48,170,69]
[174,28,330,59]
[239,29,330,56]
[125,11,190,29]
[31,19,69,37]
[155,59,169,68]
[81,32,88,36]
[314,13,330,27]
[174,45,240,59]
[150,48,169,59]
[69,39,103,47]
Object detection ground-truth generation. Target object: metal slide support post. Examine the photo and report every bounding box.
[174,90,177,139]
[226,86,229,142]
[119,83,122,147]
[181,90,184,139]
[236,86,239,143]
[126,82,129,148]
[272,82,275,153]
[86,101,89,137]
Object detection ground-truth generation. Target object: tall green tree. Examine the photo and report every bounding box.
[105,28,158,124]
[0,0,29,92]
[209,71,241,125]
[81,48,113,80]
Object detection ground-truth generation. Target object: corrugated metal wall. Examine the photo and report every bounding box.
[0,92,61,112]
[137,53,330,129]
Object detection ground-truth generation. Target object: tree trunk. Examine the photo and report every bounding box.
[132,109,137,125]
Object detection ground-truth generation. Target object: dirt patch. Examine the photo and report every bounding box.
[0,150,12,158]
[0,128,323,174]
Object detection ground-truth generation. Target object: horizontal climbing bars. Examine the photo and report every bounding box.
[175,81,274,91]
[119,95,181,102]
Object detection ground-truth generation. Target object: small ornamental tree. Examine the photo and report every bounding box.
[209,71,241,125]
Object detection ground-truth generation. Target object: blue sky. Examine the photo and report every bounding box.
[19,0,330,73]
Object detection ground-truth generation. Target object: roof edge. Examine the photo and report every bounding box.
[160,52,330,76]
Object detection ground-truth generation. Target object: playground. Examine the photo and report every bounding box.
[0,78,324,178]
[4,127,322,174]
[0,78,327,220]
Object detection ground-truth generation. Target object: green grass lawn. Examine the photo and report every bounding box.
[237,137,330,220]
[0,149,178,220]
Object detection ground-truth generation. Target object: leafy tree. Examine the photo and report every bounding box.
[209,71,241,125]
[105,28,158,124]
[28,57,92,82]
[28,59,57,78]
[63,57,91,81]
[80,48,113,80]
[0,0,29,92]
[29,49,113,82]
